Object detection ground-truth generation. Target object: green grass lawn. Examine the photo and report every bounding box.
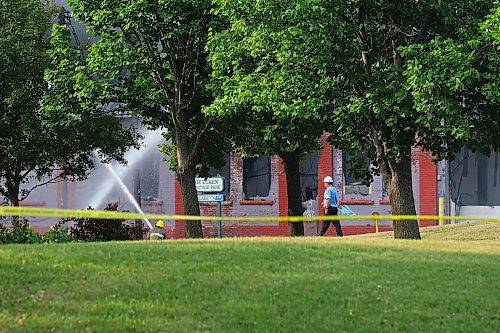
[359,221,500,241]
[1,235,499,332]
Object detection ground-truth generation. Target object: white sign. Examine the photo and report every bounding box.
[196,177,224,192]
[198,194,225,202]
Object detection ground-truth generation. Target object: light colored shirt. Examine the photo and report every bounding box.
[323,185,338,208]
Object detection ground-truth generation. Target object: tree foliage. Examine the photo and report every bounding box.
[209,0,499,239]
[324,0,499,238]
[208,0,336,235]
[48,0,231,238]
[0,0,137,211]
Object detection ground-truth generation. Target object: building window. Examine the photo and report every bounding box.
[342,151,371,196]
[140,149,160,201]
[450,149,500,206]
[300,152,318,201]
[208,153,230,195]
[243,156,271,199]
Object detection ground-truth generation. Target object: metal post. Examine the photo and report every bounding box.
[438,197,445,226]
[373,212,380,233]
[216,201,222,238]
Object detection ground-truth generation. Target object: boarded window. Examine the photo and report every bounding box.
[243,156,271,199]
[300,152,319,201]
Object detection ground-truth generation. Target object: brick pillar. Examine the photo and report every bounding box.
[173,179,186,238]
[317,133,333,235]
[278,158,290,231]
[418,149,437,226]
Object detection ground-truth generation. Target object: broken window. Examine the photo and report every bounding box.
[243,156,271,199]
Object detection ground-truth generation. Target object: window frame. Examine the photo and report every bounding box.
[242,155,272,200]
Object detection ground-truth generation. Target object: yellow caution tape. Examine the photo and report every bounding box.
[1,206,500,223]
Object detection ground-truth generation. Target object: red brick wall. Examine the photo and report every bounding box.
[277,158,292,234]
[163,224,394,238]
[316,133,334,235]
[317,133,333,215]
[418,149,438,227]
[173,179,186,238]
[320,224,394,237]
[168,141,438,239]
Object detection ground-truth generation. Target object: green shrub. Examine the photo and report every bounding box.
[1,203,136,244]
[42,222,76,243]
[5,219,43,244]
[0,219,75,245]
[0,223,9,244]
[66,203,136,242]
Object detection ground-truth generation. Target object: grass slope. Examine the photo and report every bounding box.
[359,222,500,241]
[0,237,499,332]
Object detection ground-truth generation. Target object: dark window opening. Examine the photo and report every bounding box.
[208,153,230,195]
[243,156,271,199]
[300,152,318,201]
[342,151,371,196]
[140,149,160,201]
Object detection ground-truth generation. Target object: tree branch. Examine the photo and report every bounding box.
[413,10,434,44]
[356,2,372,77]
[188,117,214,165]
[385,8,403,66]
[19,175,65,202]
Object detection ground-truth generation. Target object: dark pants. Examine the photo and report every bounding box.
[320,207,343,237]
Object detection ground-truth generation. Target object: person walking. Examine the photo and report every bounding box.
[148,220,167,240]
[319,176,343,237]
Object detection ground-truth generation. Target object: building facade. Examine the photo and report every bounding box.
[13,0,500,236]
[3,128,441,237]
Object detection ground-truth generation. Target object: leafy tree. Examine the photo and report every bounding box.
[208,1,332,236]
[0,0,137,222]
[48,0,229,238]
[209,0,499,239]
[324,0,499,239]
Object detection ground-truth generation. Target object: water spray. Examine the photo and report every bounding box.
[88,129,164,209]
[101,162,153,229]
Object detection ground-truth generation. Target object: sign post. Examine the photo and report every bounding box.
[216,201,222,238]
[196,177,225,238]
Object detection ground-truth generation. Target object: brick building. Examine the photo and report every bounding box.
[1,0,444,236]
[2,126,441,237]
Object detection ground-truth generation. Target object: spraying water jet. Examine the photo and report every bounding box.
[101,162,153,229]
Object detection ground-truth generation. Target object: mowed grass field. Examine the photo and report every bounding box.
[1,223,499,332]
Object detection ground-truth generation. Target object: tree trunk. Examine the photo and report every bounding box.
[172,99,204,238]
[177,168,203,238]
[281,151,305,236]
[386,154,421,239]
[8,183,21,228]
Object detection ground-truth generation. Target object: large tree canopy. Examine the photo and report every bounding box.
[208,0,499,239]
[208,0,335,236]
[0,0,137,214]
[47,0,230,238]
[323,0,499,239]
